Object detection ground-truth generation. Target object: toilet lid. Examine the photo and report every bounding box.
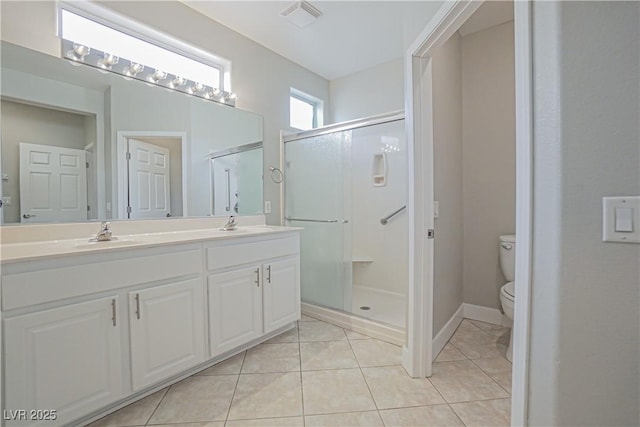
[503,282,515,299]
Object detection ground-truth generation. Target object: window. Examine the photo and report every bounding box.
[58,3,233,103]
[290,89,323,131]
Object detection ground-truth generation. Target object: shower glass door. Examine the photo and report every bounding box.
[285,131,352,311]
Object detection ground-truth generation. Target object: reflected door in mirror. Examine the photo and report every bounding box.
[127,139,171,219]
[19,143,87,223]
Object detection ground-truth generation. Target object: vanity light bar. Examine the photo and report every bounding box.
[61,39,236,107]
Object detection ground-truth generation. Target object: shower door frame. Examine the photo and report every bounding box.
[281,111,406,318]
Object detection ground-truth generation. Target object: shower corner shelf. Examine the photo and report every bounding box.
[352,256,374,263]
[372,153,387,187]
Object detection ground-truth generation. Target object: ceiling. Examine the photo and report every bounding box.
[459,1,513,36]
[182,1,443,81]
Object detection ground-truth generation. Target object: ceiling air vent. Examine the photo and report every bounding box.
[280,1,323,28]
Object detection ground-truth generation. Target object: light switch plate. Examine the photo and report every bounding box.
[602,196,640,243]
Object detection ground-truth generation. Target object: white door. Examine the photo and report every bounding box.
[263,257,300,333]
[128,139,171,218]
[4,297,123,426]
[129,278,205,391]
[208,266,263,356]
[19,142,87,223]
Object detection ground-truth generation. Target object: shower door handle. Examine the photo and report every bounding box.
[285,217,338,223]
[225,168,231,212]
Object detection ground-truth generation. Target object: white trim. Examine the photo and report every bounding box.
[301,302,405,346]
[432,304,464,360]
[407,0,532,424]
[463,303,510,327]
[403,0,482,379]
[116,131,189,219]
[512,1,533,425]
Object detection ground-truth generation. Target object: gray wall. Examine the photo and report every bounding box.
[329,59,404,123]
[461,22,516,309]
[431,33,464,335]
[0,100,90,223]
[529,2,640,425]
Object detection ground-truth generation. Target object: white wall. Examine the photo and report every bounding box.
[0,100,90,223]
[0,0,330,224]
[431,33,464,335]
[350,120,408,296]
[330,58,404,123]
[529,2,639,425]
[461,22,515,309]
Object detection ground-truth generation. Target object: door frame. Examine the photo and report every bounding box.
[403,1,532,425]
[116,131,188,219]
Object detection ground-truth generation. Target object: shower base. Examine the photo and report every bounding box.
[352,285,406,328]
[301,302,405,346]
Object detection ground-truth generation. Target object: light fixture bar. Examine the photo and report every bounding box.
[62,39,236,107]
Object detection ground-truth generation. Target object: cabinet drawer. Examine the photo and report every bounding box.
[3,247,202,311]
[206,235,299,270]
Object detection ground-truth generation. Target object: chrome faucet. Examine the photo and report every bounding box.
[221,216,237,231]
[94,221,113,241]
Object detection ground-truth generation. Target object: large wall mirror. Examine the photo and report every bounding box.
[0,41,264,224]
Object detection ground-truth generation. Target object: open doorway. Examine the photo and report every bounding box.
[405,0,531,424]
[116,131,187,219]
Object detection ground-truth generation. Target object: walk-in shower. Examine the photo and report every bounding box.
[283,112,407,328]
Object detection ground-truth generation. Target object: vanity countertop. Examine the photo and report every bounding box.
[0,225,301,264]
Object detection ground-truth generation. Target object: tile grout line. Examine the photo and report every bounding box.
[223,350,246,424]
[343,327,385,426]
[468,358,513,396]
[297,320,306,427]
[143,385,170,426]
[425,367,464,426]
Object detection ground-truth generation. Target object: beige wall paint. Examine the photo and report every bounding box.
[431,33,464,335]
[461,21,516,309]
[1,100,91,223]
[329,58,404,124]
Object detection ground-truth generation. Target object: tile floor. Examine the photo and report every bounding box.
[88,317,512,427]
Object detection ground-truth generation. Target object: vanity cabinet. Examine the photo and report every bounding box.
[208,266,264,355]
[4,296,124,426]
[1,244,203,426]
[1,228,300,427]
[129,278,205,391]
[262,257,300,333]
[206,234,300,357]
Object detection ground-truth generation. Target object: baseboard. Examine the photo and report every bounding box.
[301,302,405,346]
[432,303,464,360]
[463,303,510,327]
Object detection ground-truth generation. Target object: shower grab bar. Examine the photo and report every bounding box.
[285,217,339,223]
[380,205,407,225]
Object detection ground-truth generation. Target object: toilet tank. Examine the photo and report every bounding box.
[499,235,516,282]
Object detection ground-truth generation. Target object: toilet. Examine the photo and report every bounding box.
[499,234,516,362]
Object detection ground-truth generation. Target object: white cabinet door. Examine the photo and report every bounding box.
[263,257,300,333]
[4,297,123,426]
[129,278,205,390]
[208,266,263,356]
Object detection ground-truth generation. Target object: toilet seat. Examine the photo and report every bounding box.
[501,282,515,301]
